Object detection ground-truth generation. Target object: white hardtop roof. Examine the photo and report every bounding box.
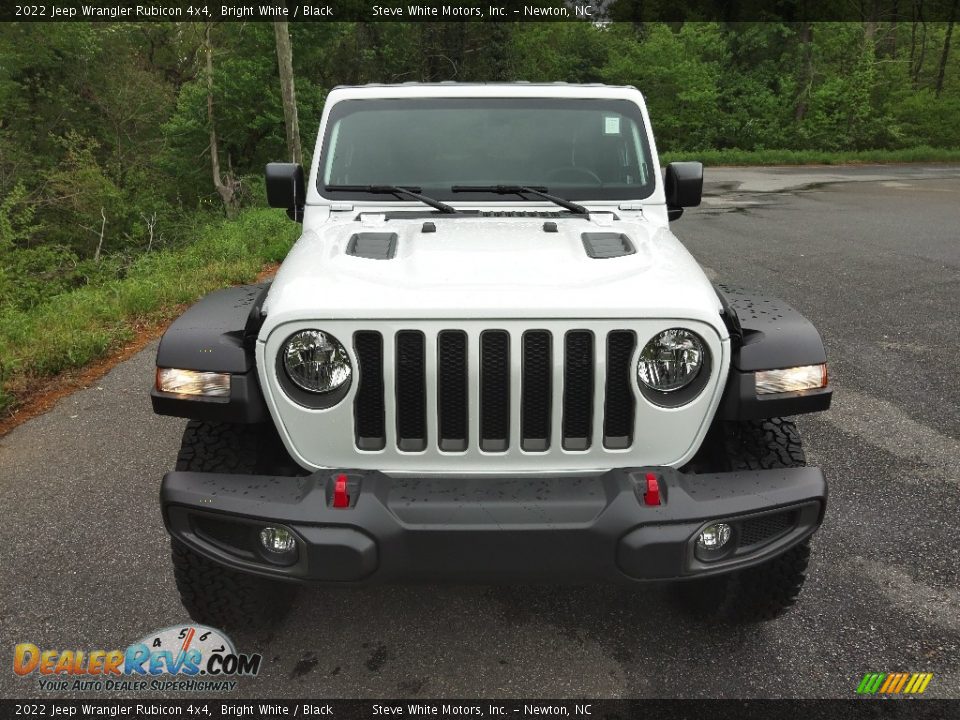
[325,82,644,101]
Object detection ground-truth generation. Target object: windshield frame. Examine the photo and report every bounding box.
[316,97,657,204]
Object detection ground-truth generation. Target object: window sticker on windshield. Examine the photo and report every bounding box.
[604,116,621,135]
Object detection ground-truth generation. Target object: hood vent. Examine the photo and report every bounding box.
[581,232,636,259]
[346,232,398,260]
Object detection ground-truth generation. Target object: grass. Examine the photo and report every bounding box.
[0,209,298,415]
[660,145,960,166]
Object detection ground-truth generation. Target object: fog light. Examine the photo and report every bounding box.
[697,522,732,550]
[260,526,296,554]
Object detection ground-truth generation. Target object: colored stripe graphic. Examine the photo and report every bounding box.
[857,673,886,694]
[857,672,933,695]
[879,674,897,693]
[912,673,934,694]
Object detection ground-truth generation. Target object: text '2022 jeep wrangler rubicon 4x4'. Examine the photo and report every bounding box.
[152,83,831,628]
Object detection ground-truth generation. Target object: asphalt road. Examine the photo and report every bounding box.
[1,165,959,700]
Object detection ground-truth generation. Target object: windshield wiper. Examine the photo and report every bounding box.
[325,185,458,214]
[451,185,588,215]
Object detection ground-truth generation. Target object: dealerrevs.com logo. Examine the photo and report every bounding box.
[14,625,262,692]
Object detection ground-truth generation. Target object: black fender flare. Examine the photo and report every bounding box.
[151,283,270,423]
[716,284,832,421]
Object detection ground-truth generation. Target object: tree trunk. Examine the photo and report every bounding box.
[353,23,365,84]
[93,207,106,264]
[273,21,302,164]
[915,23,928,84]
[204,24,239,219]
[936,0,958,97]
[420,24,448,81]
[914,1,928,85]
[420,25,434,81]
[888,0,900,57]
[910,13,917,70]
[795,23,814,122]
[484,24,512,81]
[142,211,157,252]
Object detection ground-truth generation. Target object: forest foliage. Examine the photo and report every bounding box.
[0,18,958,412]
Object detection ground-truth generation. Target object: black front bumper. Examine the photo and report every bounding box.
[161,466,826,584]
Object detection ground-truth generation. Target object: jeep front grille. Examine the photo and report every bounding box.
[264,319,725,473]
[353,328,638,453]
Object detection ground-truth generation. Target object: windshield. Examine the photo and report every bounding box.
[319,97,656,202]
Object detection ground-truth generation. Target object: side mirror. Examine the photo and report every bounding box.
[265,162,305,222]
[664,161,703,221]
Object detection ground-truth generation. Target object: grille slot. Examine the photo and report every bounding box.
[521,331,552,451]
[353,331,385,450]
[437,331,468,451]
[480,331,510,452]
[562,331,594,450]
[604,331,636,449]
[395,331,427,451]
[739,511,796,547]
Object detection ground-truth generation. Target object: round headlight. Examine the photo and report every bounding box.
[637,329,705,393]
[281,330,351,393]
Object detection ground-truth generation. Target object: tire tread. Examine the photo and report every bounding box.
[678,418,813,624]
[169,421,299,629]
[171,539,295,630]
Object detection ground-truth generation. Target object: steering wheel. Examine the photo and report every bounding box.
[545,166,603,185]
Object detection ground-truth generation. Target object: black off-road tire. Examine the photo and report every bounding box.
[721,417,806,470]
[677,538,811,624]
[169,421,301,629]
[171,538,297,630]
[676,418,813,624]
[175,419,305,477]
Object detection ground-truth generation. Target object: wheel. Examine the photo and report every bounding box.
[169,421,302,629]
[676,418,812,623]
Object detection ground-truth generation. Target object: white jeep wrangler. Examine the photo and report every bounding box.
[152,83,831,628]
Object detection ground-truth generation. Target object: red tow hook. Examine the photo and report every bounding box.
[643,472,661,506]
[333,473,350,508]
